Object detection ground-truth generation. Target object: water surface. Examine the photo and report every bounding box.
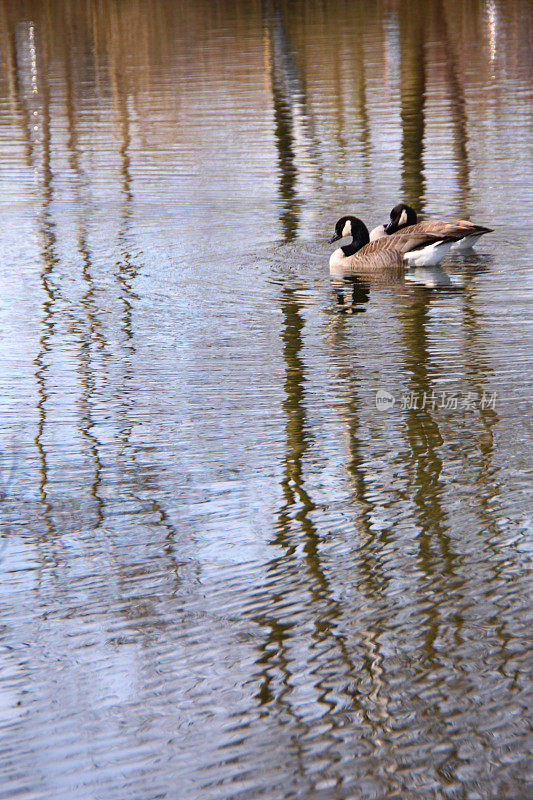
[0,1,532,798]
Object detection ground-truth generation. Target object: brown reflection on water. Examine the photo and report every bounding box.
[399,4,426,212]
[264,4,300,242]
[397,294,462,660]
[106,23,187,608]
[460,268,502,557]
[32,28,56,533]
[1,0,530,237]
[0,0,197,561]
[76,236,105,526]
[110,38,138,451]
[252,287,310,729]
[433,0,471,208]
[333,6,372,189]
[325,314,394,733]
[63,30,107,526]
[245,283,405,784]
[395,278,512,668]
[0,6,34,168]
[264,1,323,241]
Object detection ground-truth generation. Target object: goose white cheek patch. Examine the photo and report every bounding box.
[399,209,408,226]
[342,220,352,237]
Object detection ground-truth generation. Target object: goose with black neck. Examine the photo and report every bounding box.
[328,215,460,276]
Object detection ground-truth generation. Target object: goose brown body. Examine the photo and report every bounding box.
[329,216,460,274]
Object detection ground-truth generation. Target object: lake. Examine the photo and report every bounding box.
[0,1,531,798]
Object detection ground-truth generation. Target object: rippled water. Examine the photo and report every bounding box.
[0,1,532,798]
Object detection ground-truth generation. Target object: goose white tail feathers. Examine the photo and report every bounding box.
[402,237,456,267]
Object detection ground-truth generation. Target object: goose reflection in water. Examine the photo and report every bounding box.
[330,264,464,314]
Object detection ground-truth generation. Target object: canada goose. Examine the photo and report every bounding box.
[371,203,493,251]
[329,216,460,274]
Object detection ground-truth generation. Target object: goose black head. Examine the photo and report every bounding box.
[384,203,418,234]
[329,216,370,248]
